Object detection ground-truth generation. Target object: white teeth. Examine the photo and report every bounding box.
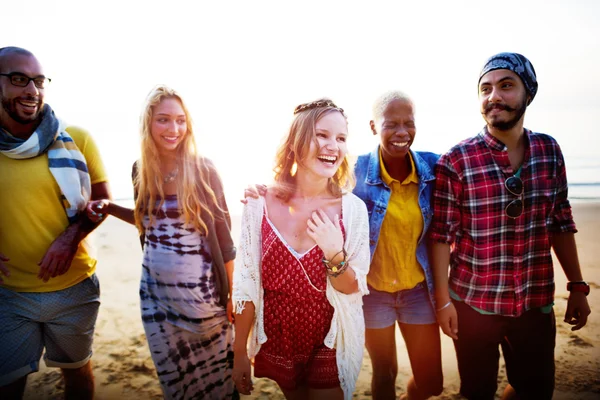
[19,101,37,107]
[318,155,337,162]
[391,142,408,148]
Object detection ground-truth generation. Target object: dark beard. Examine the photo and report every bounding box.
[1,95,41,124]
[486,98,527,131]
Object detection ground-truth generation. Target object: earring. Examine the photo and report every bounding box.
[290,161,298,177]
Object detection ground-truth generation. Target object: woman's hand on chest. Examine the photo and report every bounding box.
[266,194,343,257]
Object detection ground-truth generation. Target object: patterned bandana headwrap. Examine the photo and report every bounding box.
[479,52,538,103]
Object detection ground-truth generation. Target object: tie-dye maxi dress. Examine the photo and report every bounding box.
[140,195,236,400]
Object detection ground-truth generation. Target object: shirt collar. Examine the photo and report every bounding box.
[481,126,507,150]
[481,126,532,151]
[378,148,419,185]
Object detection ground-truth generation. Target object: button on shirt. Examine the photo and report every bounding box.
[368,150,425,292]
[429,128,577,317]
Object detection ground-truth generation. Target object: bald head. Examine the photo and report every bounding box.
[0,46,46,134]
[0,47,35,73]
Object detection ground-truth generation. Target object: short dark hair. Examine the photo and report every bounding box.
[0,46,34,72]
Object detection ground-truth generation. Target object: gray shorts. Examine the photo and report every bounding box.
[0,274,101,386]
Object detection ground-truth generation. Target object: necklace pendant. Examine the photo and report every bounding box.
[163,167,179,183]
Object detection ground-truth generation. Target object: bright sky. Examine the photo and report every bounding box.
[3,0,599,212]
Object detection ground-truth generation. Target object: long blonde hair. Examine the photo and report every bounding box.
[134,85,220,235]
[273,98,354,202]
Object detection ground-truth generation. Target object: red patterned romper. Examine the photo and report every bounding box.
[254,212,344,390]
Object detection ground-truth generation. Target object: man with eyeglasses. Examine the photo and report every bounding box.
[428,52,591,400]
[0,46,110,399]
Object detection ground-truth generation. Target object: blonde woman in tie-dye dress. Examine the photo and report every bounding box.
[86,86,237,400]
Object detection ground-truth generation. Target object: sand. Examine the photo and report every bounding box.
[23,203,600,399]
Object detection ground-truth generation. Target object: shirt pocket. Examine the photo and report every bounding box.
[527,177,556,219]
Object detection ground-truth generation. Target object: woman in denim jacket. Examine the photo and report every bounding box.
[353,91,443,400]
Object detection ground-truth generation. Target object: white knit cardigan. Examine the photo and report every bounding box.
[233,192,370,399]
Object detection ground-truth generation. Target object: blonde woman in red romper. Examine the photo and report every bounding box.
[232,99,371,400]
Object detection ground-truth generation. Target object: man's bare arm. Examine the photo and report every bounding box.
[38,181,111,281]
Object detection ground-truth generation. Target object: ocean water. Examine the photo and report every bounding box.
[566,156,600,202]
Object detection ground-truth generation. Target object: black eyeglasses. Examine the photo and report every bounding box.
[505,175,523,218]
[0,72,51,89]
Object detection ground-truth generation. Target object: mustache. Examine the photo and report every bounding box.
[485,103,516,113]
[17,96,40,102]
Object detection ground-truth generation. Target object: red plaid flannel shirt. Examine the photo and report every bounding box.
[430,128,577,316]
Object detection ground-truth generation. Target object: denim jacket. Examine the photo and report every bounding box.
[353,146,440,307]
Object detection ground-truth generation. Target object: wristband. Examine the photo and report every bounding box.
[326,262,349,278]
[567,281,590,296]
[322,249,348,273]
[436,301,452,312]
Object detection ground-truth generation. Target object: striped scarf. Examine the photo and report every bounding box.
[0,104,91,223]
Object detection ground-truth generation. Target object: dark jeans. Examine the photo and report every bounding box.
[453,300,555,400]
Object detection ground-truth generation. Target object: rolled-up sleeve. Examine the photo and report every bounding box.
[429,154,462,244]
[550,148,577,233]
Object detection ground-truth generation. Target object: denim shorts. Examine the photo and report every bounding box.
[363,281,436,328]
[0,274,101,386]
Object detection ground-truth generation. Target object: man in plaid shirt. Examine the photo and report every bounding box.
[429,52,591,400]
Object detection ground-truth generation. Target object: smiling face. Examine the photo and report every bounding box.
[150,97,188,155]
[479,69,528,132]
[371,98,415,163]
[0,52,45,132]
[299,110,348,180]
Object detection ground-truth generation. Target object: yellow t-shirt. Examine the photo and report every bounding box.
[0,126,108,292]
[368,150,425,292]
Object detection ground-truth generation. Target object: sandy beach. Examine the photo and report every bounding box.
[23,202,600,400]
